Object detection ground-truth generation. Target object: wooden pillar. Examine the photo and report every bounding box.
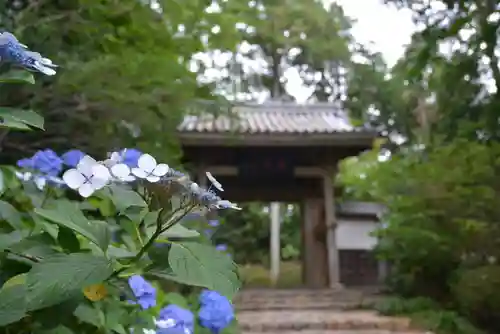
[269,202,281,285]
[302,198,329,288]
[322,170,341,288]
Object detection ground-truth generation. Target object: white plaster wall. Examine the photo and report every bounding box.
[336,218,379,250]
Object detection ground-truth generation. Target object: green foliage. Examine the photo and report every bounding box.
[375,296,440,315]
[0,0,240,163]
[167,242,240,299]
[214,203,301,265]
[0,67,240,333]
[375,296,484,334]
[453,265,500,328]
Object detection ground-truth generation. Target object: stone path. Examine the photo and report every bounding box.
[234,289,430,334]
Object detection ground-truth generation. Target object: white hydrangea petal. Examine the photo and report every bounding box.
[110,151,121,161]
[146,175,160,183]
[122,175,136,182]
[206,172,224,191]
[132,168,148,178]
[111,163,130,178]
[78,183,94,198]
[137,154,156,173]
[34,176,46,190]
[63,169,86,189]
[92,164,111,181]
[77,155,99,177]
[152,163,169,177]
[90,177,108,190]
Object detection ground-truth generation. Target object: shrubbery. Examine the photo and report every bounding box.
[338,139,500,332]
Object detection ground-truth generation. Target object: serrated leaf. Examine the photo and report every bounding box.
[107,185,147,213]
[0,69,35,84]
[0,284,27,326]
[35,201,109,251]
[168,242,240,299]
[0,108,44,130]
[26,253,113,310]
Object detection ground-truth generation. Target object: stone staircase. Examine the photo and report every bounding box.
[234,289,429,334]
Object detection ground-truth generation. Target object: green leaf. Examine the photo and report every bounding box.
[107,185,147,213]
[159,224,200,239]
[0,284,27,326]
[0,69,35,84]
[35,326,74,334]
[57,226,81,253]
[0,231,23,251]
[0,108,44,130]
[164,292,189,308]
[26,253,113,310]
[73,304,100,327]
[35,201,109,251]
[168,242,240,299]
[0,200,23,229]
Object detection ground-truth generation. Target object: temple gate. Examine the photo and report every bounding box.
[177,102,377,288]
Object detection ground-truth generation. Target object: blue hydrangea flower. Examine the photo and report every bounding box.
[17,158,34,169]
[121,148,142,168]
[198,290,234,334]
[203,229,213,238]
[128,275,156,310]
[61,149,85,167]
[208,220,219,227]
[156,305,194,334]
[215,244,227,252]
[0,32,58,75]
[31,149,63,176]
[199,290,224,305]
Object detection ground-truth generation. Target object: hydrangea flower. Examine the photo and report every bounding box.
[122,148,142,168]
[63,155,111,198]
[16,158,34,169]
[198,290,234,334]
[31,149,63,176]
[215,244,227,252]
[132,153,169,183]
[156,305,194,334]
[61,149,85,167]
[61,149,241,211]
[208,220,219,227]
[128,275,156,310]
[0,32,58,75]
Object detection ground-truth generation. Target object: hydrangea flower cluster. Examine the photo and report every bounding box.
[0,31,58,75]
[156,305,194,334]
[128,276,234,334]
[15,148,240,211]
[16,148,69,190]
[198,290,235,334]
[128,275,157,310]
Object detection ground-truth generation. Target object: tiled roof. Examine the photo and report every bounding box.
[177,102,363,134]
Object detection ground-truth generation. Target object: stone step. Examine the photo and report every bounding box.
[237,310,419,332]
[235,288,382,311]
